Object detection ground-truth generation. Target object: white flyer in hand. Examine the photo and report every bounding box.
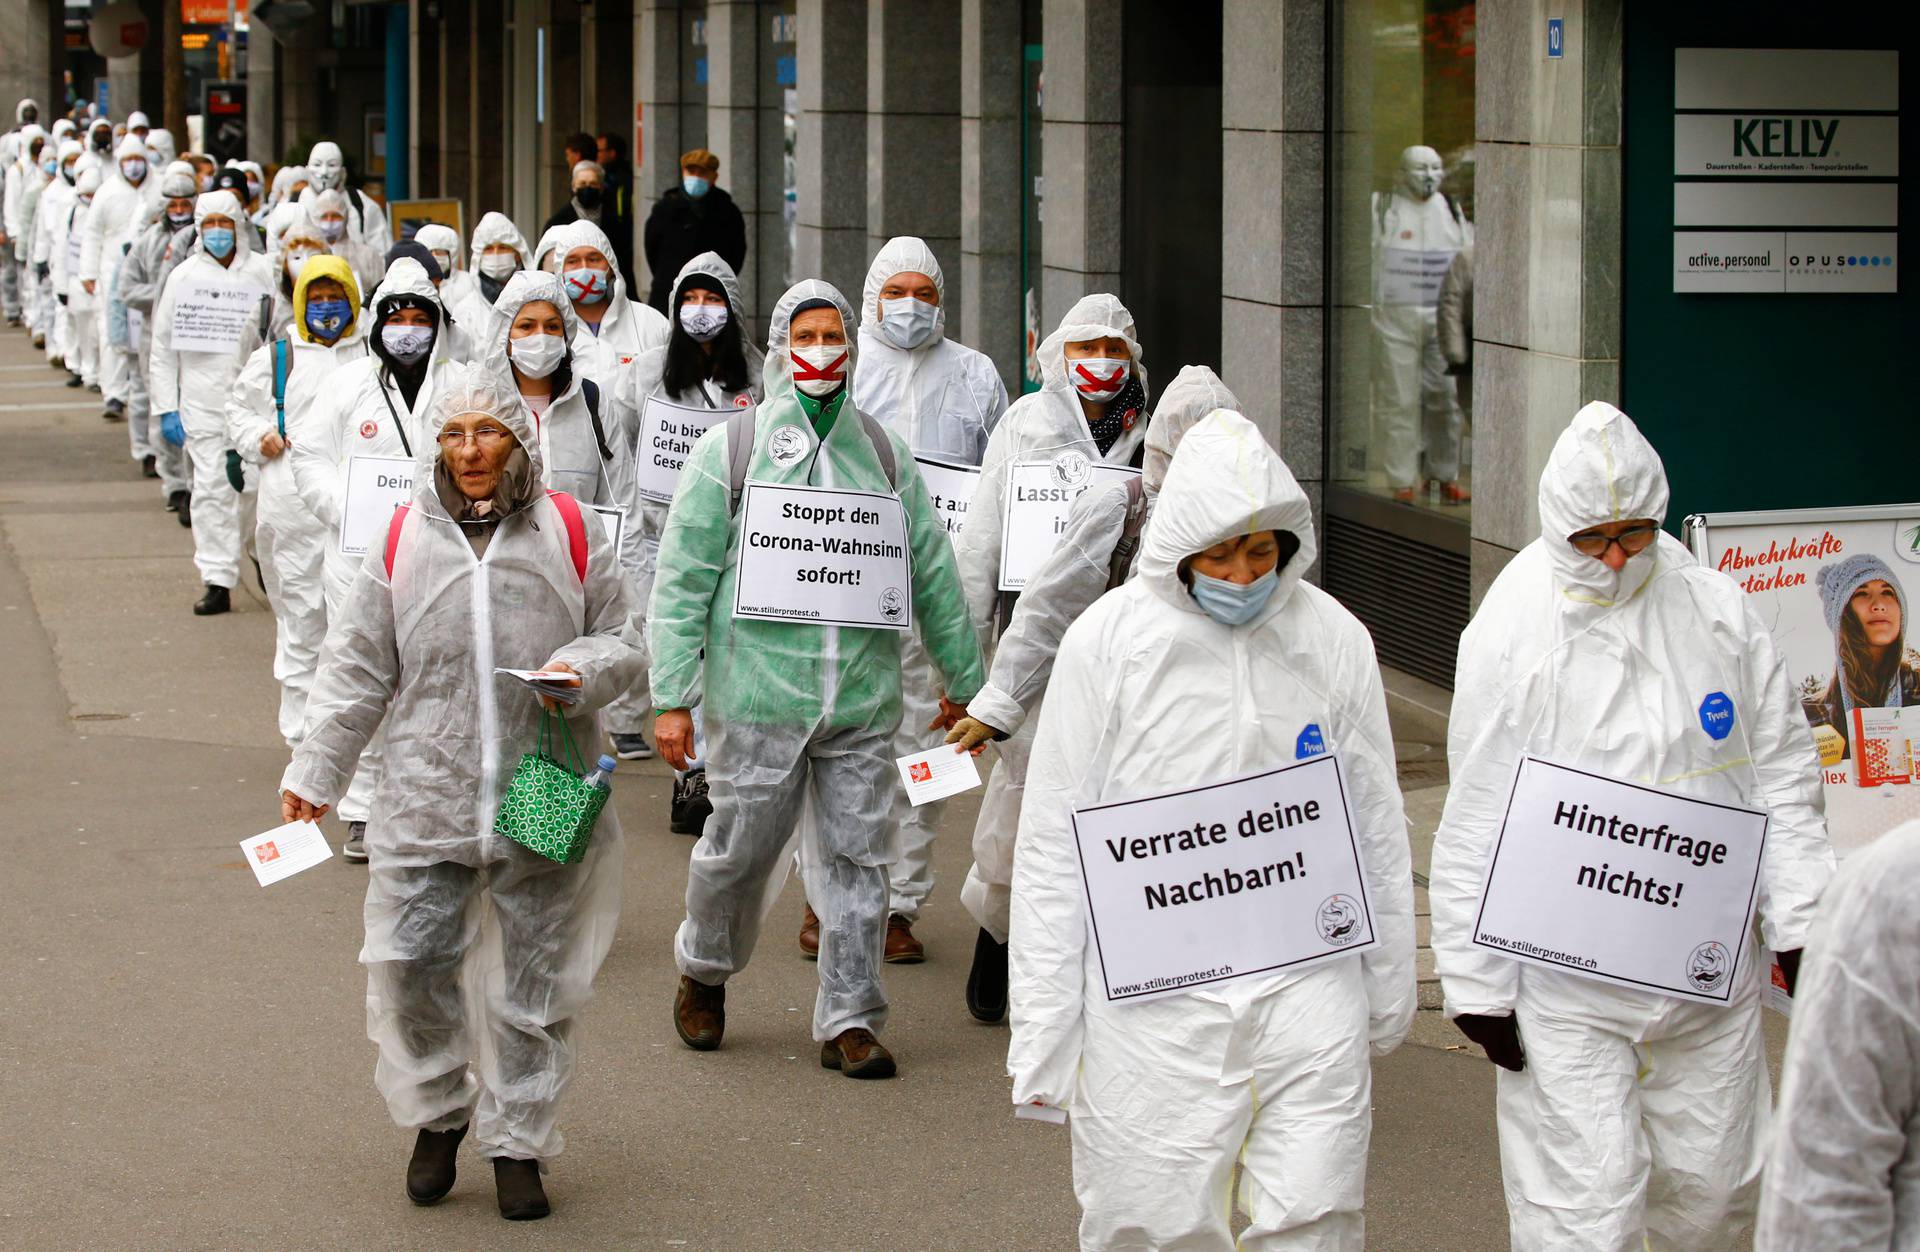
[1014,1104,1068,1125]
[896,744,983,806]
[998,454,1141,591]
[240,821,334,886]
[1071,753,1376,1003]
[168,271,266,354]
[338,454,417,557]
[914,453,981,539]
[637,395,728,503]
[494,668,584,705]
[1470,756,1769,1005]
[732,481,912,631]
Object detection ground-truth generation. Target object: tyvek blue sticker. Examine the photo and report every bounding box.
[1296,723,1327,759]
[1699,692,1735,741]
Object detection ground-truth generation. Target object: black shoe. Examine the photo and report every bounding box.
[670,770,712,836]
[141,454,158,479]
[64,373,82,388]
[342,822,368,863]
[86,382,100,393]
[171,491,192,529]
[405,1124,467,1205]
[102,399,125,421]
[965,928,1009,1023]
[493,1157,550,1221]
[610,731,654,760]
[192,584,230,616]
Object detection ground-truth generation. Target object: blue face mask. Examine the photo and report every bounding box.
[682,174,711,199]
[305,298,352,339]
[563,266,609,304]
[202,227,235,259]
[1189,568,1280,626]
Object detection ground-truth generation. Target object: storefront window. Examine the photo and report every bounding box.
[1329,2,1476,522]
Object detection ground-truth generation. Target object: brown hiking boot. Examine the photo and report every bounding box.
[674,975,725,1051]
[798,903,820,959]
[883,914,925,964]
[820,1028,897,1079]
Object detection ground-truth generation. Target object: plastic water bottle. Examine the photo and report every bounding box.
[584,754,617,794]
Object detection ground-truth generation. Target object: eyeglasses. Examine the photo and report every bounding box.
[1568,525,1659,559]
[436,426,513,449]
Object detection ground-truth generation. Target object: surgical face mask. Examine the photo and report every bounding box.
[120,158,146,182]
[246,176,261,201]
[478,250,519,279]
[1189,568,1279,626]
[201,227,236,259]
[790,344,848,398]
[509,331,566,379]
[42,159,56,176]
[305,298,352,338]
[285,247,319,279]
[198,173,215,193]
[682,174,710,198]
[678,301,728,343]
[167,208,194,229]
[573,185,603,211]
[430,250,453,275]
[381,324,434,364]
[1069,356,1130,402]
[563,266,609,304]
[877,296,938,350]
[61,163,76,185]
[318,217,346,243]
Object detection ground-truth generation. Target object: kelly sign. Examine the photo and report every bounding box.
[1071,754,1376,1004]
[1471,756,1769,1005]
[732,481,911,631]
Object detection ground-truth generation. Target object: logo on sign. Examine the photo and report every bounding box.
[769,424,808,467]
[1318,895,1363,946]
[1898,520,1920,565]
[359,420,378,440]
[878,586,906,623]
[1050,450,1091,489]
[1296,724,1327,759]
[909,761,932,784]
[1687,941,1730,994]
[1698,692,1735,741]
[254,841,281,863]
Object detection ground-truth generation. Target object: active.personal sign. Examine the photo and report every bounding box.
[1071,754,1377,1004]
[635,396,725,504]
[1471,756,1769,1005]
[338,454,415,557]
[731,481,911,631]
[998,453,1141,591]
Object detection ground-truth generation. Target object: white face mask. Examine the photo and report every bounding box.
[509,330,566,379]
[381,324,435,364]
[678,302,728,343]
[120,158,146,182]
[478,250,519,279]
[285,248,319,280]
[790,343,849,398]
[876,296,938,350]
[198,173,215,193]
[430,250,453,275]
[1069,356,1130,402]
[318,217,346,243]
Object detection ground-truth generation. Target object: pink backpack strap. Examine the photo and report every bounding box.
[545,489,588,582]
[382,503,411,579]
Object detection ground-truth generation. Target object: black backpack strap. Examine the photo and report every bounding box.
[858,412,898,489]
[348,186,366,231]
[1107,476,1148,591]
[582,378,612,461]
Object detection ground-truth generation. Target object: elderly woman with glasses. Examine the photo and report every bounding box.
[279,362,643,1223]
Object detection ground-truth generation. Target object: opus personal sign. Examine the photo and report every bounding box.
[1672,48,1899,294]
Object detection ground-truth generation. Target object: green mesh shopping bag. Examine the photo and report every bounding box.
[493,711,608,864]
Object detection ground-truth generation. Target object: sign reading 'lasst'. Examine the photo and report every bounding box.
[731,481,912,631]
[998,453,1141,591]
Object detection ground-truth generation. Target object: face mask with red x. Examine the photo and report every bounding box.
[1070,356,1130,401]
[791,344,849,398]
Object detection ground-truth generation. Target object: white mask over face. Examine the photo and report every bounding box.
[678,302,728,343]
[478,250,519,279]
[1069,356,1130,402]
[509,331,566,379]
[1399,145,1444,200]
[790,344,848,397]
[877,296,938,350]
[307,144,345,191]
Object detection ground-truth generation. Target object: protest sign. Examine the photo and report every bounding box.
[338,454,416,557]
[1071,754,1375,1004]
[915,453,980,540]
[168,271,264,354]
[1471,756,1768,1005]
[999,453,1140,591]
[584,502,624,555]
[636,396,725,503]
[732,481,912,631]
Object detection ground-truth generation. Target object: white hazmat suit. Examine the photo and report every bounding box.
[1428,401,1836,1250]
[282,364,643,1163]
[543,218,669,432]
[450,211,534,352]
[1009,410,1416,1249]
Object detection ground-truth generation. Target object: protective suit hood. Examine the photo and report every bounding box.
[194,189,253,257]
[547,219,629,299]
[1144,365,1240,500]
[1538,401,1670,608]
[415,361,543,492]
[14,98,38,125]
[1139,411,1316,627]
[292,254,362,346]
[483,269,580,384]
[672,249,746,317]
[113,133,147,164]
[268,165,307,207]
[145,128,175,164]
[158,160,198,199]
[15,123,44,153]
[370,255,443,320]
[1037,292,1149,405]
[860,235,946,345]
[469,211,533,272]
[764,279,857,401]
[415,223,461,270]
[75,166,102,196]
[532,224,566,273]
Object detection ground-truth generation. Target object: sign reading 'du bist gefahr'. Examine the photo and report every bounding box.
[1672,48,1899,294]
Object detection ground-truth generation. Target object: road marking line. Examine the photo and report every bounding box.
[0,401,109,412]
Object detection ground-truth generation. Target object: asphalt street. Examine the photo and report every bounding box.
[0,323,1560,1249]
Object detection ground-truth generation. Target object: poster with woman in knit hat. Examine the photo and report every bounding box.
[1689,506,1920,857]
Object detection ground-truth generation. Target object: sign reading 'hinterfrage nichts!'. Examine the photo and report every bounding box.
[1672,48,1899,294]
[1471,757,1769,1005]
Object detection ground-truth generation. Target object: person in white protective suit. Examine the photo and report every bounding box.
[450,211,533,349]
[531,224,565,276]
[255,203,332,343]
[34,141,82,371]
[949,292,1151,1010]
[1428,402,1837,1251]
[545,219,668,414]
[149,190,274,615]
[650,279,986,1078]
[1757,818,1920,1249]
[57,163,102,389]
[299,185,379,293]
[304,140,391,254]
[118,161,200,506]
[615,251,762,820]
[225,254,371,746]
[294,257,468,861]
[1369,144,1472,504]
[82,134,159,423]
[4,126,47,336]
[416,222,479,342]
[1008,409,1416,1250]
[280,363,643,1222]
[784,236,1009,963]
[946,364,1237,1022]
